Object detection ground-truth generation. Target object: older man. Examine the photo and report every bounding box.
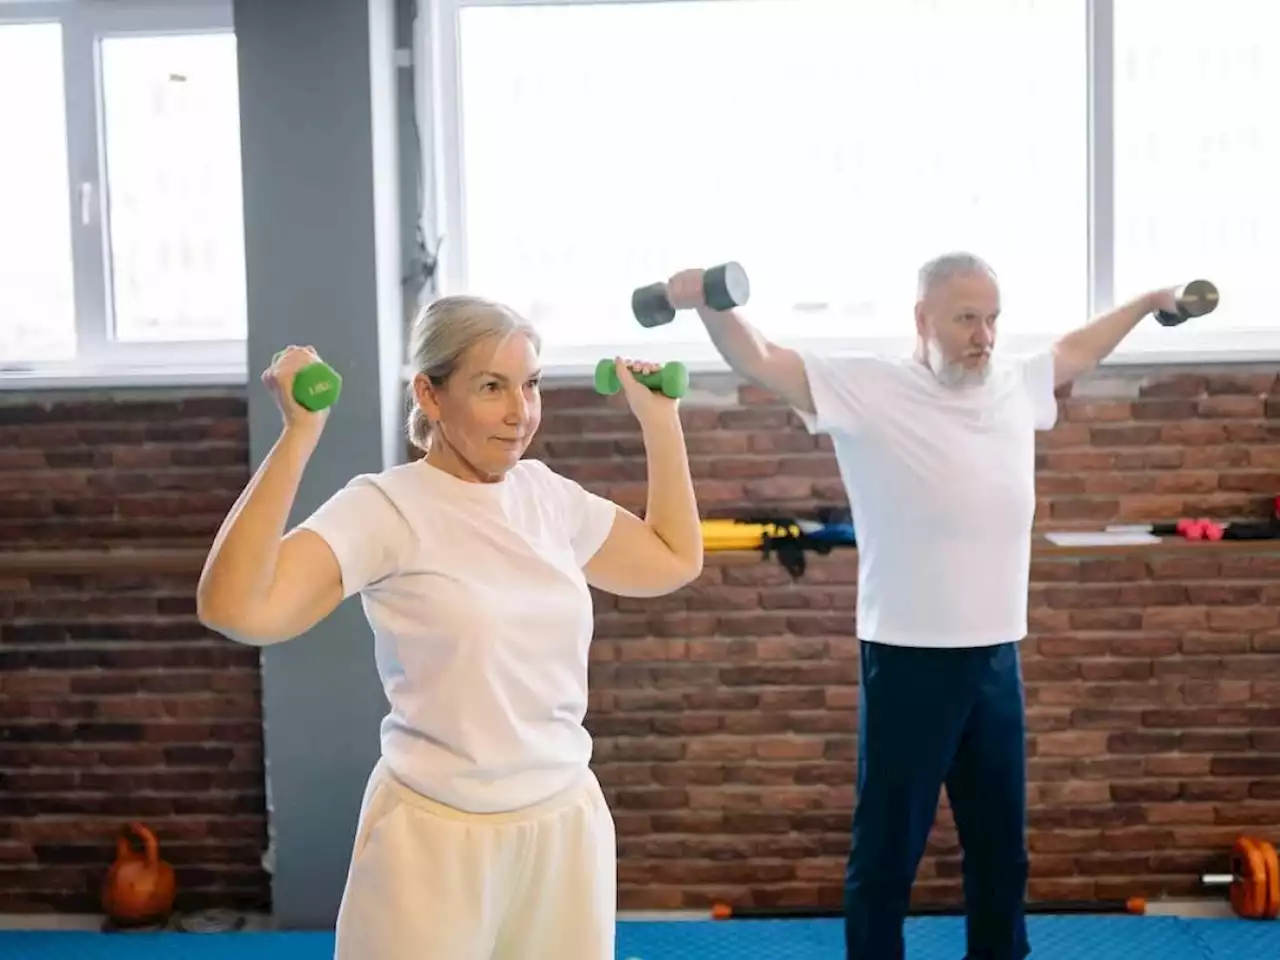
[664,252,1183,960]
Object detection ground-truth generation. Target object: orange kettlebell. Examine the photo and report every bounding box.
[101,822,176,926]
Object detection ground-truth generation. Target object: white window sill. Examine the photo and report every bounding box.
[0,361,248,392]
[3,329,1279,393]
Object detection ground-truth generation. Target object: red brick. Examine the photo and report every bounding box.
[1038,423,1091,447]
[1133,399,1200,420]
[1199,396,1265,419]
[1140,375,1206,398]
[1249,446,1280,469]
[1064,401,1133,422]
[749,432,819,454]
[1113,448,1185,470]
[1209,607,1280,632]
[1040,450,1116,472]
[1184,446,1250,468]
[1219,470,1280,493]
[1036,731,1111,757]
[1089,425,1162,447]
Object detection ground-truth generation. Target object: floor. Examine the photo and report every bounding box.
[1,903,1273,959]
[0,899,1239,931]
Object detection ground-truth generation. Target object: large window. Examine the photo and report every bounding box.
[1112,0,1278,356]
[0,20,76,366]
[0,0,243,380]
[3,0,1276,385]
[426,0,1279,370]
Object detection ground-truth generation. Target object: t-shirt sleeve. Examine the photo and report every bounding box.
[532,462,619,566]
[1017,350,1060,431]
[294,476,414,598]
[793,351,887,436]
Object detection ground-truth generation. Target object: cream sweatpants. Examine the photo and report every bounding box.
[333,760,617,960]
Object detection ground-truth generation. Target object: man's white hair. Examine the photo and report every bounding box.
[917,251,997,300]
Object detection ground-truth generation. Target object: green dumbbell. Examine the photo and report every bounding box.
[273,350,343,412]
[593,358,689,400]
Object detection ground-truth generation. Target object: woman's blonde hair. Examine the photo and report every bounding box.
[405,294,541,453]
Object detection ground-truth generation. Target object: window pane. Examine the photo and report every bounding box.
[455,0,1087,354]
[1114,0,1278,334]
[0,22,76,365]
[100,32,247,343]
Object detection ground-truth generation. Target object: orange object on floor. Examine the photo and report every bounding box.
[101,822,176,926]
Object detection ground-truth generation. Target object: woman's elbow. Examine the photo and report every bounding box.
[657,552,703,595]
[196,593,282,647]
[677,550,704,587]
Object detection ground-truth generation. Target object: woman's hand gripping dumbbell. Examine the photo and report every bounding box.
[593,357,690,431]
[594,357,689,400]
[631,262,751,328]
[264,346,343,431]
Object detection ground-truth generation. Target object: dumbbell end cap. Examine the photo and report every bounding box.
[663,360,690,399]
[291,362,343,412]
[593,358,621,396]
[1180,278,1219,317]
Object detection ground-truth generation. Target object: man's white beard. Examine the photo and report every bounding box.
[923,337,990,388]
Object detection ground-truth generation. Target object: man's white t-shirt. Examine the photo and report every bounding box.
[796,350,1059,650]
[297,457,618,814]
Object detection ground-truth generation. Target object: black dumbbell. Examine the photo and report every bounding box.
[1155,279,1219,327]
[631,262,751,328]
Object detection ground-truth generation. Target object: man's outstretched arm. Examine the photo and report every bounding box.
[1052,287,1178,387]
[697,306,815,414]
[664,268,816,414]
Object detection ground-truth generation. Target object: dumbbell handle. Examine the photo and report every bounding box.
[630,367,674,392]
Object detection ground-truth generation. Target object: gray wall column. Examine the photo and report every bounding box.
[233,0,406,928]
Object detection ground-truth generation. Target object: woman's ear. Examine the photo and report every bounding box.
[414,373,443,424]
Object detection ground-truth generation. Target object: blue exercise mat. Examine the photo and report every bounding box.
[617,915,1207,960]
[0,915,1276,958]
[1183,916,1280,960]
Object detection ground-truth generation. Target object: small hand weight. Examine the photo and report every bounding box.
[593,358,690,400]
[273,350,343,411]
[1155,279,1219,327]
[631,262,751,328]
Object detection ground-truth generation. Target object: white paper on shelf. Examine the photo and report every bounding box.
[1044,530,1162,547]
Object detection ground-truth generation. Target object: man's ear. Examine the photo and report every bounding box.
[914,301,927,339]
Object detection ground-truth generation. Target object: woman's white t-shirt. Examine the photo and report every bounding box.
[297,457,618,814]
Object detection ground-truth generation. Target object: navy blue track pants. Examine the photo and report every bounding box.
[844,639,1031,960]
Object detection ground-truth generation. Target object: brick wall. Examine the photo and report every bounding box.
[544,367,1280,910]
[0,393,267,913]
[1,367,1278,915]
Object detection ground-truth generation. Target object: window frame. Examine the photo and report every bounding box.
[1,0,243,389]
[419,0,1280,376]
